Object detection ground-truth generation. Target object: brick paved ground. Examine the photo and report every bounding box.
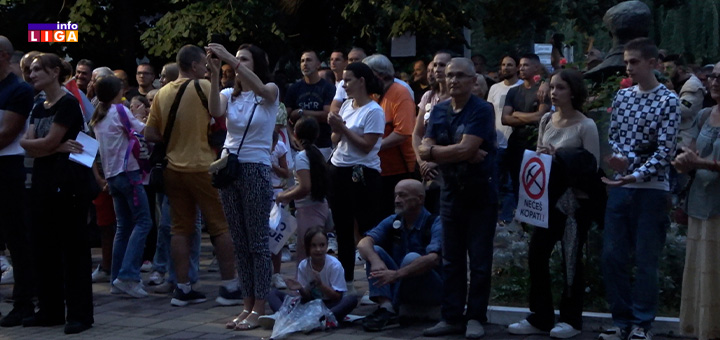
[0,235,691,340]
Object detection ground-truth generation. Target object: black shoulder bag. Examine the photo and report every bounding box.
[209,96,259,189]
[148,79,192,193]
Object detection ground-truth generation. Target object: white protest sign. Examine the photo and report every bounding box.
[515,150,552,228]
[268,204,297,255]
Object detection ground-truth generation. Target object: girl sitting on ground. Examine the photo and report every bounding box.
[265,227,358,326]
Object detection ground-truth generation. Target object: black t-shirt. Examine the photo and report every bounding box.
[30,93,85,183]
[284,78,335,148]
[0,73,34,118]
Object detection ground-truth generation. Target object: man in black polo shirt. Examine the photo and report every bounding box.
[501,53,551,198]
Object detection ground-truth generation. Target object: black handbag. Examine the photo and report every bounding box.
[148,79,192,193]
[210,99,259,188]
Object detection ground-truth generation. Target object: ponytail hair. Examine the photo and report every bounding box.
[294,117,328,202]
[90,75,122,127]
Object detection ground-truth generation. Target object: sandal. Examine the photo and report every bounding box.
[234,311,261,331]
[226,310,250,329]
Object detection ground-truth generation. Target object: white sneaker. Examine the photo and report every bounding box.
[628,326,652,340]
[327,233,338,254]
[153,281,175,294]
[597,327,625,340]
[271,273,287,289]
[508,319,548,335]
[112,278,149,298]
[140,261,152,272]
[110,284,122,294]
[360,291,376,305]
[0,255,10,272]
[355,250,365,266]
[281,248,292,263]
[550,322,581,339]
[91,265,110,283]
[0,267,13,285]
[147,271,165,286]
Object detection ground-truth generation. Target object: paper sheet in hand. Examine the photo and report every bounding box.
[68,132,98,168]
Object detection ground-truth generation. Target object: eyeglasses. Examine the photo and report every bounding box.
[708,73,720,83]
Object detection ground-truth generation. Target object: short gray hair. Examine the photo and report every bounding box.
[363,54,395,79]
[93,66,114,78]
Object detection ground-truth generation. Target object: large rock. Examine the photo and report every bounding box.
[585,1,652,82]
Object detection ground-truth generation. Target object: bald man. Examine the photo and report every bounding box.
[0,35,37,326]
[357,179,443,331]
[418,58,497,338]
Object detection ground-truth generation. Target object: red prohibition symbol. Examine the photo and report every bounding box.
[522,157,546,200]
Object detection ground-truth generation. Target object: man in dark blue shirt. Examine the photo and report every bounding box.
[285,51,335,159]
[357,179,442,331]
[418,57,498,339]
[0,36,36,327]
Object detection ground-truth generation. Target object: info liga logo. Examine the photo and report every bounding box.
[28,22,79,43]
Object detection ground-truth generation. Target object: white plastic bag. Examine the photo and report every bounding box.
[269,203,297,255]
[270,295,338,339]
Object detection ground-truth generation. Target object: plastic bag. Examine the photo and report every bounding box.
[270,295,338,339]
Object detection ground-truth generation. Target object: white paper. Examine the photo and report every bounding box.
[68,132,98,168]
[515,150,553,228]
[534,43,553,54]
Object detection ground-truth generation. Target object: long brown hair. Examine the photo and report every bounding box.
[231,44,271,100]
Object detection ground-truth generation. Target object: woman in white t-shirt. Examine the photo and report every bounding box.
[90,76,153,299]
[206,43,279,331]
[326,62,385,288]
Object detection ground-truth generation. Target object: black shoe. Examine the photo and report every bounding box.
[362,307,399,332]
[170,287,207,307]
[215,286,242,306]
[22,312,64,327]
[1,305,35,327]
[64,321,92,334]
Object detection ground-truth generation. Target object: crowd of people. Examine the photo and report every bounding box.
[0,32,719,340]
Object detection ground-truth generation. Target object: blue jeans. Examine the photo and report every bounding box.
[496,148,516,222]
[152,194,200,284]
[108,170,153,282]
[366,246,443,308]
[602,187,670,330]
[440,198,497,324]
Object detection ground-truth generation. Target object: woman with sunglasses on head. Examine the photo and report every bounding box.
[205,42,278,331]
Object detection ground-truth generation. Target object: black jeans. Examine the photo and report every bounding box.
[0,155,35,308]
[526,201,590,331]
[328,164,382,282]
[31,172,94,324]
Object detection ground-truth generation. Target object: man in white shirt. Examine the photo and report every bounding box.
[486,55,523,226]
[329,50,347,89]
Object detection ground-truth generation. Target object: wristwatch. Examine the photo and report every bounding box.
[298,109,304,117]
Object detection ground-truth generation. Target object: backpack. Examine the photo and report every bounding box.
[115,104,152,177]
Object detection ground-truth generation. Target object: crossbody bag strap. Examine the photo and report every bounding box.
[232,98,259,155]
[194,79,209,113]
[163,79,192,146]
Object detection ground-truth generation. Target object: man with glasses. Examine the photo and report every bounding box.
[417,58,497,339]
[127,63,157,99]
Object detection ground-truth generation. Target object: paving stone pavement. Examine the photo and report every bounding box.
[0,235,691,340]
